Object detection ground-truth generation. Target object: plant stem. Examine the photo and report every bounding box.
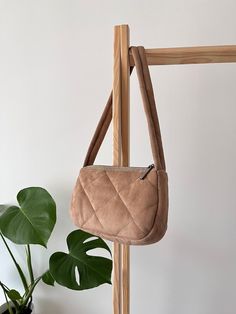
[0,282,14,314]
[1,282,10,291]
[21,276,42,309]
[26,245,34,285]
[0,233,29,293]
[0,282,19,310]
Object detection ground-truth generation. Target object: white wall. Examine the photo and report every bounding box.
[1,1,236,313]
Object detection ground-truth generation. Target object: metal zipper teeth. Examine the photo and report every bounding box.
[139,164,155,180]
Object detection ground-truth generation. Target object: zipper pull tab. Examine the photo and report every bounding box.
[139,164,155,180]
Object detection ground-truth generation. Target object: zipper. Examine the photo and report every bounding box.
[139,164,155,180]
[85,165,147,171]
[85,164,155,178]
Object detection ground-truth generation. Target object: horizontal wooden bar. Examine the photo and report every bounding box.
[129,45,236,65]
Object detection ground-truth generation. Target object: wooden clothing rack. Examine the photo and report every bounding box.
[112,24,236,314]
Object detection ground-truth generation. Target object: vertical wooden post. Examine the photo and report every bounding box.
[112,24,130,314]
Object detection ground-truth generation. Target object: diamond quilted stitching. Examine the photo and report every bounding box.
[76,168,159,239]
[79,169,108,190]
[78,180,105,230]
[118,180,158,234]
[75,182,95,223]
[79,171,132,234]
[105,171,146,234]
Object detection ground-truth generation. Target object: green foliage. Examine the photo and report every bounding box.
[6,290,21,301]
[42,271,55,287]
[0,205,8,216]
[49,230,112,290]
[0,187,112,314]
[0,187,56,247]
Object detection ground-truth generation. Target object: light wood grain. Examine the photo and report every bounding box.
[113,241,121,314]
[113,25,122,314]
[119,25,130,314]
[113,26,122,167]
[122,244,130,314]
[120,25,130,167]
[112,24,130,314]
[129,45,236,65]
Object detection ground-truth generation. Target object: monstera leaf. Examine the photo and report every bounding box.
[42,270,55,286]
[0,187,56,247]
[0,205,8,216]
[49,230,112,290]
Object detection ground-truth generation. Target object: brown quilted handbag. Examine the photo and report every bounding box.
[71,46,168,245]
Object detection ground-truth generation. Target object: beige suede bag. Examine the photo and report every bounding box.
[71,46,168,245]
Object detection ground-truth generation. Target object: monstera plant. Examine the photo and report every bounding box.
[0,187,112,314]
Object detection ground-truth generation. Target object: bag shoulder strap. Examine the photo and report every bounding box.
[83,46,166,171]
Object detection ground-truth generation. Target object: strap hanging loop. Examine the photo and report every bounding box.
[83,46,166,171]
